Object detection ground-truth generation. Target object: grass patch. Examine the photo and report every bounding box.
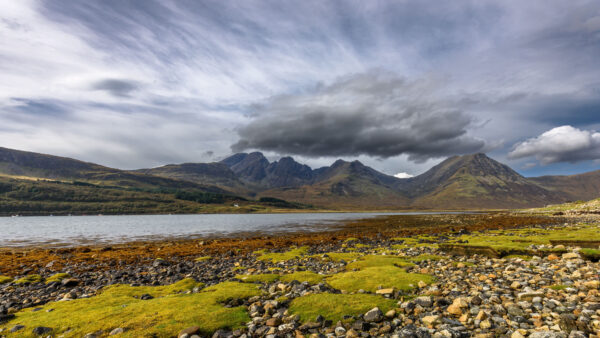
[235,274,280,283]
[14,274,43,285]
[345,255,413,271]
[289,293,396,323]
[256,246,309,263]
[406,254,445,262]
[549,284,569,291]
[344,237,358,243]
[451,224,600,254]
[194,256,212,262]
[310,252,362,262]
[0,276,13,284]
[279,271,327,284]
[45,273,70,284]
[0,279,261,337]
[580,248,600,260]
[327,266,433,293]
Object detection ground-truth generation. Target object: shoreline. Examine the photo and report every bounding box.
[0,213,566,276]
[2,213,598,337]
[0,211,485,249]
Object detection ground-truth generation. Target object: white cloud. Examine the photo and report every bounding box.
[508,125,600,164]
[394,172,414,179]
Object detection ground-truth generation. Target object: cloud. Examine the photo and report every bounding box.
[91,79,139,97]
[1,1,600,176]
[394,172,414,179]
[508,125,600,164]
[232,71,485,162]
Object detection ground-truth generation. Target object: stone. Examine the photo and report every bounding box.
[511,331,525,338]
[511,281,521,289]
[140,294,154,300]
[179,326,201,337]
[417,280,428,288]
[0,314,15,324]
[266,318,282,327]
[559,313,577,332]
[61,278,80,287]
[529,331,567,338]
[363,307,383,322]
[345,329,359,338]
[32,326,52,335]
[447,303,462,316]
[422,315,440,327]
[414,296,433,308]
[476,310,488,321]
[385,309,396,318]
[507,305,525,317]
[547,254,559,261]
[299,322,321,330]
[583,280,599,289]
[375,288,395,295]
[109,327,125,335]
[10,325,24,333]
[334,326,346,336]
[518,290,544,301]
[562,253,580,260]
[212,329,231,338]
[479,319,492,329]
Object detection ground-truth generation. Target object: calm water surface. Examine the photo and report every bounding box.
[0,212,460,247]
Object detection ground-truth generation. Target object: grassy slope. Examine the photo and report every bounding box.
[530,170,600,202]
[0,176,308,216]
[260,168,410,209]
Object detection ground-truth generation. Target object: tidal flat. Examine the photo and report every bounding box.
[0,213,599,337]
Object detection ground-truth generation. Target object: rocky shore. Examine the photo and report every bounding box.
[0,214,599,337]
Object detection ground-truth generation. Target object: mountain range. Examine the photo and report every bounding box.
[1,146,599,210]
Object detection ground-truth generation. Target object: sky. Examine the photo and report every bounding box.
[1,0,600,177]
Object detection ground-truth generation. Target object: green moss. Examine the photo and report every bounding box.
[14,274,43,285]
[452,224,600,253]
[549,284,569,291]
[235,274,280,283]
[0,276,13,284]
[580,248,600,260]
[406,254,445,262]
[327,266,433,293]
[289,293,396,323]
[232,266,246,271]
[253,249,269,255]
[0,279,260,337]
[345,255,413,270]
[276,296,289,303]
[256,246,310,263]
[344,237,358,243]
[310,252,362,262]
[45,273,70,284]
[354,243,371,249]
[279,271,327,284]
[194,256,212,262]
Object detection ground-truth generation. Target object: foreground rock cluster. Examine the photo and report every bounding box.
[190,249,600,338]
[1,221,599,337]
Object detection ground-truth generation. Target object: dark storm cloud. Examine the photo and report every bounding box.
[91,79,139,98]
[232,71,485,162]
